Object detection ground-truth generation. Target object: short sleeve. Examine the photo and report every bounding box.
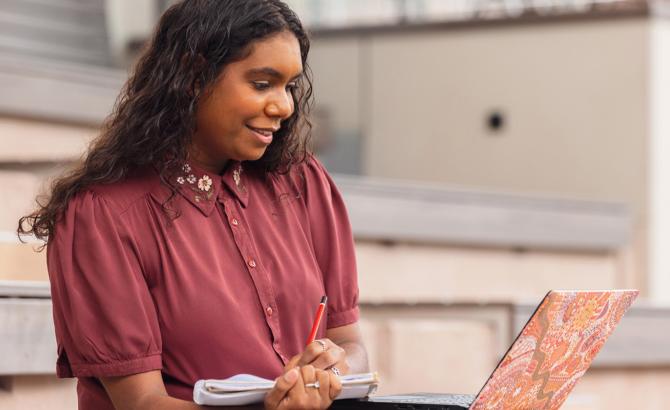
[301,157,360,328]
[47,190,162,378]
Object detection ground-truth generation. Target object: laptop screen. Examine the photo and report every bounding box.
[469,290,638,410]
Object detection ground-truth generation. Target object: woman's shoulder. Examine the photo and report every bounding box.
[49,168,165,256]
[279,154,330,183]
[73,167,160,216]
[263,154,331,195]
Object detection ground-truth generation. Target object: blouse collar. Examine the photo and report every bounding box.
[221,161,249,208]
[170,160,249,216]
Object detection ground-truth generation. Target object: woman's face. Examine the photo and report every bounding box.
[190,31,303,173]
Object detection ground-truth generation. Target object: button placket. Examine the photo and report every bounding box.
[220,197,281,348]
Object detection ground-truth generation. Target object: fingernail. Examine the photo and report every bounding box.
[284,368,299,383]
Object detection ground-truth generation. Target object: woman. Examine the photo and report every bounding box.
[18,1,368,409]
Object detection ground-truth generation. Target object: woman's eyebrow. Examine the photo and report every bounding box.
[246,67,303,80]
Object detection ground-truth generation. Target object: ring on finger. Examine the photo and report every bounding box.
[315,339,327,352]
[330,366,341,376]
[305,380,320,389]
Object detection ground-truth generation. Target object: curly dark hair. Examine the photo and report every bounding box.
[18,0,313,244]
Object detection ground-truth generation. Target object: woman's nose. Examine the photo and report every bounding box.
[265,90,294,119]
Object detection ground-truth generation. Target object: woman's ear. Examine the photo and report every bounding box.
[181,53,207,97]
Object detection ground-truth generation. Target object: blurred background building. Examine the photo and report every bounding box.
[1,0,670,409]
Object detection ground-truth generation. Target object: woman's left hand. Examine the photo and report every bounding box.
[286,338,349,376]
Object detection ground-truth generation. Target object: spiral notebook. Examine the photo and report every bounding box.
[193,372,379,406]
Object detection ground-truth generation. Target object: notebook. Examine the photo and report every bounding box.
[193,372,379,406]
[332,289,639,410]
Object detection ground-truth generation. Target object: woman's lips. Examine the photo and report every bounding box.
[247,125,274,145]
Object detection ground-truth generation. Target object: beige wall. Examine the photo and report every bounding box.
[312,19,649,213]
[0,117,96,233]
[310,18,653,296]
[649,18,670,302]
[364,20,648,212]
[1,117,94,163]
[356,241,620,303]
[0,15,666,410]
[0,376,76,410]
[310,38,363,133]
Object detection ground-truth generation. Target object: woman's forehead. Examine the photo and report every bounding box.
[236,32,303,77]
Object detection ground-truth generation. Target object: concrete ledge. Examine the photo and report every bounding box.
[0,54,124,125]
[0,117,95,162]
[0,298,55,375]
[356,242,618,304]
[1,281,667,375]
[335,174,631,251]
[0,281,49,298]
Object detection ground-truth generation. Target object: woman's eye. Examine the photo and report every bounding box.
[253,81,270,90]
[286,82,298,92]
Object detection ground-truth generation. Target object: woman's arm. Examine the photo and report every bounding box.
[293,322,370,375]
[326,323,369,374]
[100,367,340,410]
[101,371,235,410]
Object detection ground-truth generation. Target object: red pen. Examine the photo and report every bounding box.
[306,296,327,346]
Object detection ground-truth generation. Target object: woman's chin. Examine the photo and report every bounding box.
[240,147,269,162]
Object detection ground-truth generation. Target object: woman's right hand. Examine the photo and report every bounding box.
[264,365,342,410]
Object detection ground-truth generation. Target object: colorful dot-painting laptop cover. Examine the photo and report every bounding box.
[469,289,638,410]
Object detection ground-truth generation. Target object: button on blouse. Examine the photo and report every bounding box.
[46,156,360,410]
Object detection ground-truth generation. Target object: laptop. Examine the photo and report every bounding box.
[333,290,639,410]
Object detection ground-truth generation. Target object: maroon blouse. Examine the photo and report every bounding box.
[46,157,360,409]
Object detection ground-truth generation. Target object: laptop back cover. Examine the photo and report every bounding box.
[470,290,638,410]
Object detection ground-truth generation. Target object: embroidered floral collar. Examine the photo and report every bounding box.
[170,161,249,216]
[175,163,215,203]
